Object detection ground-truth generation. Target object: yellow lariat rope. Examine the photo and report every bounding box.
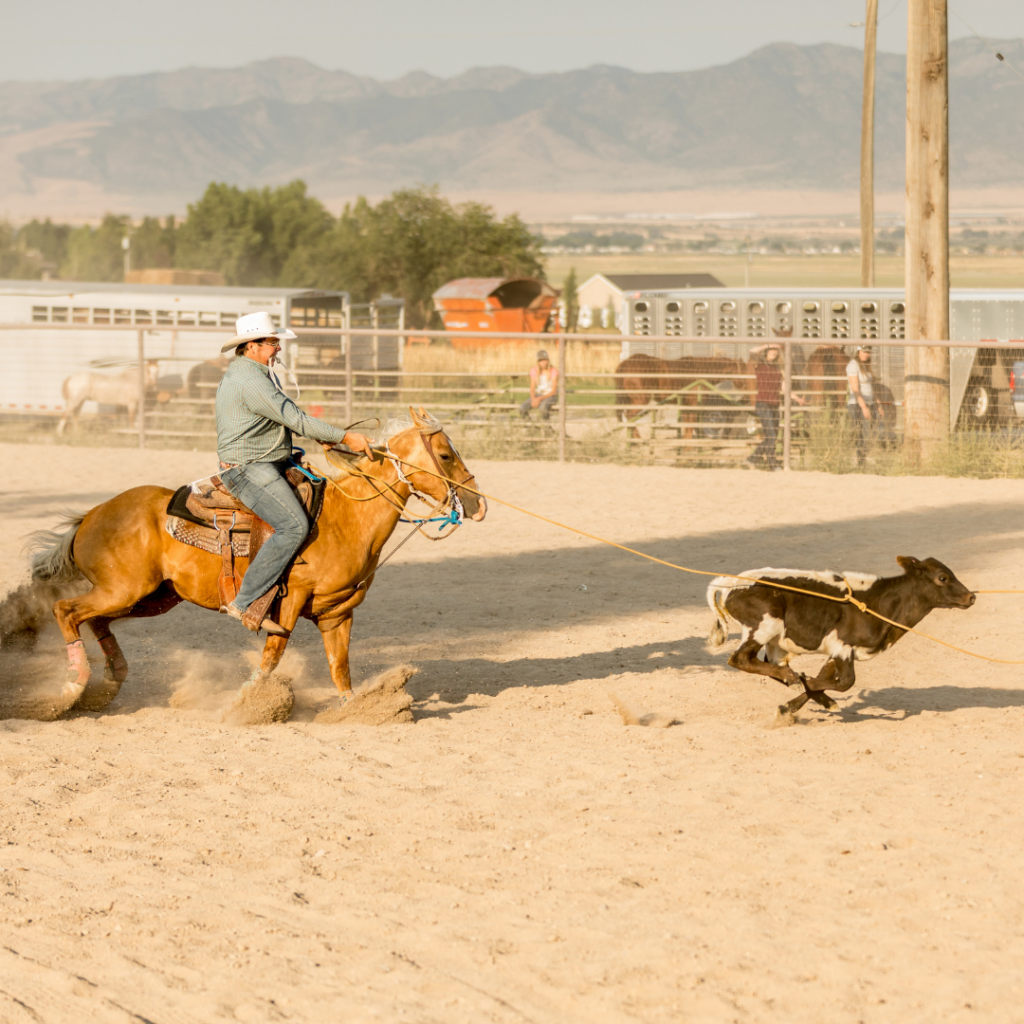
[313,446,1024,666]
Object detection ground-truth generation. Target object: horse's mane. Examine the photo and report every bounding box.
[324,413,442,479]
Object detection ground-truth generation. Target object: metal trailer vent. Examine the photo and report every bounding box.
[801,300,822,338]
[858,300,880,339]
[829,301,851,339]
[887,301,906,339]
[632,300,653,335]
[663,300,685,336]
[717,300,738,337]
[773,300,793,336]
[745,300,766,337]
[692,300,710,337]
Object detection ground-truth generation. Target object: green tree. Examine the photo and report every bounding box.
[61,214,130,282]
[324,186,543,327]
[173,183,264,284]
[562,266,578,332]
[131,215,177,270]
[20,218,71,272]
[175,180,333,286]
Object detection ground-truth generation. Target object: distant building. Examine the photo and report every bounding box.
[125,268,226,287]
[576,273,724,330]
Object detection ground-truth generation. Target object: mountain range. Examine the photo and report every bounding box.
[2,38,1023,209]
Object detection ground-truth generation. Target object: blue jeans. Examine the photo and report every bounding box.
[847,403,875,465]
[218,459,309,611]
[753,401,780,466]
[521,395,557,419]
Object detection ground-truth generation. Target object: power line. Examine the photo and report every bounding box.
[949,5,1024,85]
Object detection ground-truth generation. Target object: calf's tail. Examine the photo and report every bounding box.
[706,586,731,650]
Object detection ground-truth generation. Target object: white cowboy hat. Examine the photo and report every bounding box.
[221,311,297,353]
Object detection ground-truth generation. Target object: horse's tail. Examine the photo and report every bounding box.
[26,512,86,585]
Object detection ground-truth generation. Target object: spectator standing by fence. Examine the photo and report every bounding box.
[520,349,559,421]
[847,345,875,467]
[747,343,803,471]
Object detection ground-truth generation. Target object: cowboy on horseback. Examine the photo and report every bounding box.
[215,311,373,635]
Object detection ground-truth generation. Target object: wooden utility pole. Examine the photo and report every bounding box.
[860,0,878,288]
[904,0,949,451]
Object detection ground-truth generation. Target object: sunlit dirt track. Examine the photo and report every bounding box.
[2,441,1023,1023]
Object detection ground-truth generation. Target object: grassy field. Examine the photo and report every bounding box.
[544,253,1024,290]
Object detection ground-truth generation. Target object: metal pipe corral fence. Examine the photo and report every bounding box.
[0,323,1004,471]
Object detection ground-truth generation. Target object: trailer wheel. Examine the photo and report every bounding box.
[963,381,995,426]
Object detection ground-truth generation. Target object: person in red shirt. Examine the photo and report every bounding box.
[747,343,803,470]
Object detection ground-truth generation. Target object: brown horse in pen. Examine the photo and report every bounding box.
[25,409,486,719]
[615,354,752,436]
[801,345,849,408]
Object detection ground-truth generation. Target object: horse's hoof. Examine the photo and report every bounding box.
[101,653,128,684]
[79,678,122,712]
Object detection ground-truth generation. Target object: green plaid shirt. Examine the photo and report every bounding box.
[215,356,347,464]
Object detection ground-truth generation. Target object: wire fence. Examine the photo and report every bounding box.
[3,323,1023,476]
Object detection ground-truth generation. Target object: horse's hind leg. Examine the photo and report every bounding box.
[89,618,128,683]
[76,617,129,711]
[53,586,154,708]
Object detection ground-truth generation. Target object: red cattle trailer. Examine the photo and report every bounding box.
[432,277,559,348]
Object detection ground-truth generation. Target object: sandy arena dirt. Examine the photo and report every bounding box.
[2,440,1024,1023]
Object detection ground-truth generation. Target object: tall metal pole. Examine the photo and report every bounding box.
[782,340,792,471]
[136,329,146,449]
[557,333,567,463]
[904,0,950,453]
[860,0,878,288]
[344,324,354,427]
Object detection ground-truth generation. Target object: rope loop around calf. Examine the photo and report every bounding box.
[363,450,1024,667]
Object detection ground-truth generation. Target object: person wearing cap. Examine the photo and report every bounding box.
[214,311,374,634]
[746,342,804,470]
[520,350,559,421]
[847,345,875,467]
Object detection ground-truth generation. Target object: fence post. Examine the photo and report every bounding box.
[344,324,354,427]
[782,340,792,472]
[137,329,146,450]
[557,334,566,463]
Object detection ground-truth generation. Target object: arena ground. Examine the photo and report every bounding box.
[1,441,1023,1023]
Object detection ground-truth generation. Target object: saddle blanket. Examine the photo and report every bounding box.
[165,514,251,558]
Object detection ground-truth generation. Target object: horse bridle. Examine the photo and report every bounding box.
[382,425,466,531]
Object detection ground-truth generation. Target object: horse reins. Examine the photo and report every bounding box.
[319,426,468,590]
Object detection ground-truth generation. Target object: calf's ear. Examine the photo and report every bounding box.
[896,555,920,572]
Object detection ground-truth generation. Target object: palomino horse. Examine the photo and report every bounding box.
[29,408,486,716]
[57,361,159,436]
[614,354,751,437]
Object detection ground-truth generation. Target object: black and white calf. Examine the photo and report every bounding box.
[706,556,975,716]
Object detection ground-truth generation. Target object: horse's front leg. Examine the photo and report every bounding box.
[319,613,355,696]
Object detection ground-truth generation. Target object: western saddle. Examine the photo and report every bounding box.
[165,467,326,633]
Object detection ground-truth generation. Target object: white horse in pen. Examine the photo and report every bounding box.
[56,362,159,436]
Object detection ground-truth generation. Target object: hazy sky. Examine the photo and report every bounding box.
[6,0,1024,82]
